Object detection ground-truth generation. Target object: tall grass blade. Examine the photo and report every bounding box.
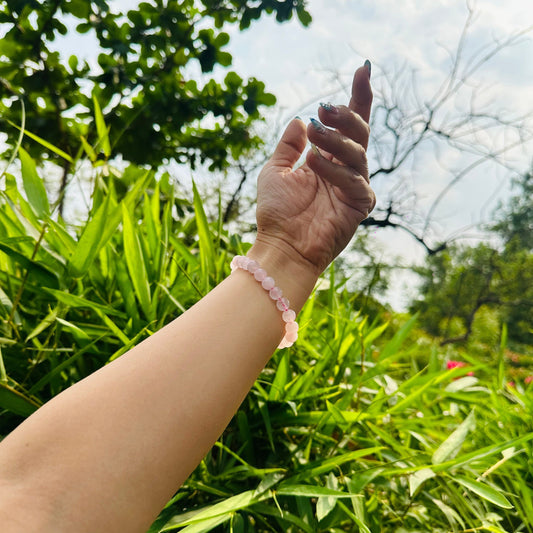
[379,312,418,359]
[44,288,126,318]
[160,488,269,530]
[0,98,25,181]
[453,476,513,509]
[8,121,73,163]
[68,193,112,277]
[432,409,476,464]
[0,241,58,288]
[92,95,111,157]
[122,203,152,320]
[18,147,50,218]
[0,382,40,417]
[192,180,215,292]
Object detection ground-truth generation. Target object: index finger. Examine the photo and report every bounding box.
[349,61,373,124]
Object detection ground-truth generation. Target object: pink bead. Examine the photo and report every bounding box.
[240,256,251,269]
[285,330,298,343]
[261,276,275,290]
[254,268,267,281]
[230,257,239,271]
[285,321,299,333]
[247,260,259,273]
[269,287,282,300]
[282,309,296,322]
[276,297,290,312]
[278,338,293,349]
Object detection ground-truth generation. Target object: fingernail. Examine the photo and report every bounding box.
[295,116,302,121]
[310,118,327,134]
[364,59,371,78]
[311,143,322,157]
[319,102,338,113]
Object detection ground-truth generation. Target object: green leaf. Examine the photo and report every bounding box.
[80,135,97,162]
[445,376,479,392]
[28,336,104,395]
[18,147,50,218]
[379,312,418,359]
[288,448,384,485]
[269,351,291,401]
[68,193,112,277]
[432,410,476,464]
[8,121,73,162]
[326,399,348,427]
[192,180,215,293]
[0,241,59,288]
[409,467,436,496]
[122,203,152,320]
[0,381,40,417]
[430,497,466,529]
[276,485,353,498]
[25,307,59,341]
[296,8,312,26]
[251,504,316,533]
[92,95,111,157]
[176,514,231,533]
[160,488,268,531]
[44,288,126,318]
[316,473,338,521]
[453,476,513,509]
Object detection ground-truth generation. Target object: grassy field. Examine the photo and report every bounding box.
[1,150,532,532]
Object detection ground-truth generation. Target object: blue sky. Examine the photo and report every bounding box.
[43,0,533,307]
[221,0,533,307]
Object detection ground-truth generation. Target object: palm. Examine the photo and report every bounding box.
[255,64,374,274]
[257,161,370,273]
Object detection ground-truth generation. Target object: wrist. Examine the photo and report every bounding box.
[246,236,319,313]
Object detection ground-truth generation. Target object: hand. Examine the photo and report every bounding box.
[253,63,375,277]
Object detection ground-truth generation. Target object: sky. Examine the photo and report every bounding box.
[20,0,533,308]
[222,0,533,308]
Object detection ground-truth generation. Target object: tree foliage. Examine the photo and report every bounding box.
[492,171,533,251]
[412,171,533,346]
[0,0,311,171]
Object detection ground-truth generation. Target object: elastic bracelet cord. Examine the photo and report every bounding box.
[230,255,299,349]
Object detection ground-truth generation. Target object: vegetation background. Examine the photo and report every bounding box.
[0,1,532,532]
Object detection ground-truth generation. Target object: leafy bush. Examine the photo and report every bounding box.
[1,142,532,532]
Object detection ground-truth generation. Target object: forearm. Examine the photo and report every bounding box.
[0,243,317,533]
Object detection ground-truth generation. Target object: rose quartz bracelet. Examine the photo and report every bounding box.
[230,255,299,349]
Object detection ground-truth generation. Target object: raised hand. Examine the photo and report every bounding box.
[254,63,375,276]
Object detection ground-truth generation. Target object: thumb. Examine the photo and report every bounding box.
[268,118,307,169]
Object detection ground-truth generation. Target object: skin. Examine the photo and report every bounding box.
[0,64,373,533]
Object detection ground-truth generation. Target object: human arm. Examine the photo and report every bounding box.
[0,63,373,533]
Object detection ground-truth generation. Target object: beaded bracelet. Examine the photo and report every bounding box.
[230,255,299,349]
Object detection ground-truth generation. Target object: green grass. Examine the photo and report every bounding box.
[0,135,532,532]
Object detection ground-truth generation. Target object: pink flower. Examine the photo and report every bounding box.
[507,381,515,388]
[525,376,533,385]
[447,360,474,376]
[447,360,466,370]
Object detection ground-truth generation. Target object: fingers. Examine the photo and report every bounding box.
[349,62,373,124]
[307,113,369,181]
[267,117,307,169]
[308,118,368,177]
[305,148,375,217]
[318,103,371,151]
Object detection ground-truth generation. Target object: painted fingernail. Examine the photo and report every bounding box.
[295,116,302,121]
[311,143,322,157]
[319,102,338,113]
[364,59,371,78]
[310,117,327,134]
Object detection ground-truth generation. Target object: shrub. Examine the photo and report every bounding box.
[1,143,532,532]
